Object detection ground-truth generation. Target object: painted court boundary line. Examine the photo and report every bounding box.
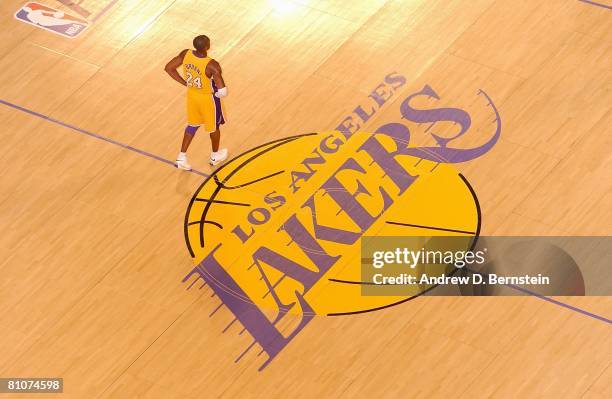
[463,268,611,325]
[92,0,121,23]
[577,0,612,9]
[507,284,612,324]
[0,99,209,177]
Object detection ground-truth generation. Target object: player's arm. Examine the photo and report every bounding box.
[208,60,227,98]
[164,49,189,86]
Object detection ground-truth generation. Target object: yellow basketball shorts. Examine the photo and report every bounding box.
[186,91,226,133]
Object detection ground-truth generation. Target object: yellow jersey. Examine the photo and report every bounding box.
[182,51,213,94]
[181,50,226,131]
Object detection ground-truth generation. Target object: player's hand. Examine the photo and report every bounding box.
[215,87,228,98]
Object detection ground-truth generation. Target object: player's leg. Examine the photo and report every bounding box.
[205,95,228,166]
[209,127,227,166]
[177,95,203,171]
[210,128,220,152]
[176,125,199,170]
[181,126,197,152]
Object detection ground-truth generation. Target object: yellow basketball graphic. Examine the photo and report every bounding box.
[185,131,479,316]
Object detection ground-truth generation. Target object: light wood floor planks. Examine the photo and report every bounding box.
[0,0,610,398]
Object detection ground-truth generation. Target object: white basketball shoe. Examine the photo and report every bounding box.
[176,153,192,171]
[210,148,228,166]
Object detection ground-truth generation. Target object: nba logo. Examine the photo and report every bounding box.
[15,2,88,38]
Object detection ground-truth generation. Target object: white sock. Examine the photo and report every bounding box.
[178,152,187,160]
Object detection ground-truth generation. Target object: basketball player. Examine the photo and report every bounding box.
[164,35,228,170]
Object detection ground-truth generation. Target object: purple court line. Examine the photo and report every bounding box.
[0,99,209,177]
[506,284,612,324]
[56,0,91,17]
[91,0,120,23]
[577,0,612,9]
[465,268,611,324]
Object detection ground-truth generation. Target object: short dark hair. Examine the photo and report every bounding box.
[193,35,210,51]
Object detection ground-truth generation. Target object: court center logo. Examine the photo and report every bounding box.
[183,77,501,370]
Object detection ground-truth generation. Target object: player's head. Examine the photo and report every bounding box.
[193,35,210,52]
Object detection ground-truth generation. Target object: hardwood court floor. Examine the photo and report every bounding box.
[0,0,610,398]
